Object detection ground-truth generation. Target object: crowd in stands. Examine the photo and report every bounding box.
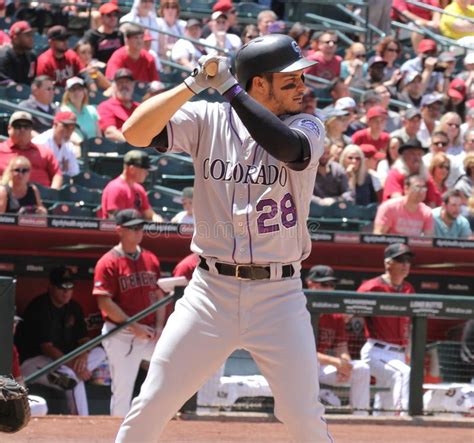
[0,0,471,238]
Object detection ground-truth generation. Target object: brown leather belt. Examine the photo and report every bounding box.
[373,342,405,353]
[199,257,294,280]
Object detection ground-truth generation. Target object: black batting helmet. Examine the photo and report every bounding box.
[235,34,317,90]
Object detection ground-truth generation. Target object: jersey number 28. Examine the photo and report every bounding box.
[256,193,297,234]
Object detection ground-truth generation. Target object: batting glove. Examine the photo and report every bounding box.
[200,55,238,95]
[183,64,209,95]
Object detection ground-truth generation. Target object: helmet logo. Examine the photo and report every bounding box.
[291,41,302,58]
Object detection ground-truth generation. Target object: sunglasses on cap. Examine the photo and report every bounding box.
[56,281,75,290]
[13,167,30,174]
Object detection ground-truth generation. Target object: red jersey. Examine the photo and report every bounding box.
[36,49,84,87]
[352,128,390,152]
[392,0,439,21]
[172,253,199,282]
[357,276,413,346]
[0,139,61,187]
[305,52,342,80]
[382,167,442,206]
[105,47,159,83]
[97,97,139,132]
[317,314,347,354]
[100,176,151,218]
[93,246,161,326]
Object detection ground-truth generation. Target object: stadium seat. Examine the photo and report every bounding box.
[87,90,107,106]
[155,174,194,190]
[58,184,101,207]
[180,0,214,14]
[53,86,65,104]
[34,183,60,208]
[148,186,183,212]
[154,153,195,176]
[235,2,267,18]
[1,83,31,103]
[70,170,110,191]
[158,69,189,87]
[49,202,96,218]
[132,81,149,102]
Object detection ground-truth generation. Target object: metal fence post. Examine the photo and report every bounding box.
[409,316,427,416]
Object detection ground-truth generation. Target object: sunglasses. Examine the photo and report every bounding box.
[386,47,400,53]
[432,141,448,147]
[448,123,460,128]
[13,167,30,174]
[393,256,412,264]
[12,123,32,130]
[56,282,74,290]
[438,164,450,170]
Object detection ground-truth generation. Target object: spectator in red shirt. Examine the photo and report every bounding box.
[0,111,62,189]
[101,150,164,222]
[357,243,414,415]
[305,31,342,81]
[352,106,390,153]
[36,26,84,87]
[97,68,139,142]
[106,23,159,83]
[383,138,442,206]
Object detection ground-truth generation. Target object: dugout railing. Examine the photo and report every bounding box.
[3,278,471,416]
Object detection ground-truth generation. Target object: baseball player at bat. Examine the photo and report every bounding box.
[117,34,332,442]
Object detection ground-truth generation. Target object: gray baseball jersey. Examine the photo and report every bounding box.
[165,101,325,264]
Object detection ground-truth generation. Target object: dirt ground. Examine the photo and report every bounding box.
[4,415,473,443]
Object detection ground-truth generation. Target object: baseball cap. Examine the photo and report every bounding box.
[360,143,385,160]
[418,39,437,54]
[454,180,472,198]
[421,93,443,107]
[367,105,388,120]
[9,111,33,126]
[212,0,234,13]
[54,111,77,125]
[438,51,456,63]
[361,90,381,105]
[323,107,349,120]
[9,20,32,38]
[464,52,474,65]
[143,30,155,42]
[368,55,387,67]
[114,68,134,82]
[212,11,227,20]
[99,2,120,15]
[47,25,70,40]
[65,76,85,90]
[186,18,202,28]
[404,70,421,85]
[404,107,422,120]
[448,78,466,101]
[307,265,338,283]
[49,266,75,289]
[123,150,156,170]
[335,96,357,111]
[398,138,427,154]
[115,208,146,227]
[384,243,414,260]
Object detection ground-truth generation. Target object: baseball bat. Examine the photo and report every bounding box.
[204,61,218,77]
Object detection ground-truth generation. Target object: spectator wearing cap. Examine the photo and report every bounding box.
[204,10,242,56]
[339,144,378,205]
[437,111,464,156]
[32,111,80,177]
[334,96,358,124]
[101,150,164,222]
[120,0,160,55]
[97,69,139,142]
[0,21,36,85]
[383,138,441,206]
[346,90,382,137]
[340,42,368,89]
[423,130,464,188]
[306,265,371,416]
[0,111,62,189]
[202,0,241,39]
[357,243,414,416]
[106,24,159,83]
[400,38,443,95]
[373,84,402,133]
[93,208,165,416]
[171,186,194,224]
[417,93,444,147]
[156,0,187,58]
[445,78,467,120]
[324,108,352,149]
[364,56,387,90]
[18,76,57,135]
[391,108,422,143]
[171,18,205,69]
[440,0,474,41]
[312,137,351,206]
[16,265,107,416]
[305,31,342,81]
[257,9,277,36]
[433,189,472,238]
[352,106,390,153]
[37,26,84,87]
[60,76,101,141]
[83,2,124,64]
[397,71,424,108]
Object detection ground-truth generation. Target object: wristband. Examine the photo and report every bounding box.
[223,83,244,102]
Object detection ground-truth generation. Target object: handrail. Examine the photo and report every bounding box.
[304,12,366,33]
[24,289,183,384]
[335,4,385,38]
[406,0,474,25]
[159,58,193,73]
[0,99,54,121]
[304,14,355,46]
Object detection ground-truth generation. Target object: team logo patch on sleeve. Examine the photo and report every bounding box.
[298,119,321,136]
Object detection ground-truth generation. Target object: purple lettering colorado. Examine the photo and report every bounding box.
[118,272,157,291]
[203,158,288,186]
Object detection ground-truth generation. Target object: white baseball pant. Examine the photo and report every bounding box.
[20,347,106,415]
[361,339,410,416]
[319,360,371,415]
[102,321,157,417]
[116,266,333,442]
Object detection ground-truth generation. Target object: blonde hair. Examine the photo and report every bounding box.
[1,155,31,186]
[61,86,89,110]
[438,112,462,146]
[345,42,365,61]
[464,152,474,176]
[428,152,450,187]
[339,144,367,186]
